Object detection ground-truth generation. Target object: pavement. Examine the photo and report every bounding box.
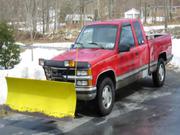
[0,65,180,135]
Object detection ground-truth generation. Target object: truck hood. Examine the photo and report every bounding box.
[52,49,115,65]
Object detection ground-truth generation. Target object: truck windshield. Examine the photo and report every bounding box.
[74,25,117,49]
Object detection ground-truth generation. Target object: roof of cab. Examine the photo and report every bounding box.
[86,18,139,26]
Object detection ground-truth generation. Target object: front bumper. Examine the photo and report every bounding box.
[76,86,97,101]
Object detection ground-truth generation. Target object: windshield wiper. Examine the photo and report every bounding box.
[88,42,105,49]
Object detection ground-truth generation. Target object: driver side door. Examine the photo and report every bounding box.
[116,23,139,88]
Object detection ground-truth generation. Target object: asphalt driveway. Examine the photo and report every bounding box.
[0,65,180,135]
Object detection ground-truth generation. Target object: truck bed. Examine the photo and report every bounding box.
[148,33,172,67]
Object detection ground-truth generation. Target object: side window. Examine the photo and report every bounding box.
[119,25,135,48]
[133,21,144,45]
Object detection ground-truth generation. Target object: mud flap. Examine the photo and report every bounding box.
[5,77,76,118]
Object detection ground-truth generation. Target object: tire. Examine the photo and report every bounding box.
[96,77,115,116]
[152,58,166,87]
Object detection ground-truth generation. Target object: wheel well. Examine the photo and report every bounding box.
[97,70,116,88]
[159,52,167,61]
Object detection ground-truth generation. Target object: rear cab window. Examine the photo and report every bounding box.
[133,21,145,45]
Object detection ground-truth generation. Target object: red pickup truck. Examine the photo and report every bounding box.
[40,19,173,116]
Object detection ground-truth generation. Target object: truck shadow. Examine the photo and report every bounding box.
[115,77,156,101]
[76,77,157,118]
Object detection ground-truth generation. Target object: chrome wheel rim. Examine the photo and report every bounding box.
[159,64,165,82]
[102,85,112,109]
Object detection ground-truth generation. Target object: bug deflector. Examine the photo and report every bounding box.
[5,77,76,118]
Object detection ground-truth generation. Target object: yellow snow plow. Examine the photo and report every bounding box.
[5,77,76,118]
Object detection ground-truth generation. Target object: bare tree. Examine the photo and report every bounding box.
[164,0,168,31]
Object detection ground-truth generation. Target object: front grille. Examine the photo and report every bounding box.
[44,67,75,82]
[51,68,75,77]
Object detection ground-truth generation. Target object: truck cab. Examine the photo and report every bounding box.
[40,19,173,116]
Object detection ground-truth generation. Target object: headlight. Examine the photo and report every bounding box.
[76,69,92,76]
[64,61,69,67]
[76,80,88,86]
[77,70,88,76]
[39,59,45,66]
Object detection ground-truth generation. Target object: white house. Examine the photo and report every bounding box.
[124,8,140,19]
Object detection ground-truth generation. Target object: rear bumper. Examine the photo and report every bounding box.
[76,87,97,101]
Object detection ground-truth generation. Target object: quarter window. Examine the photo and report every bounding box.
[133,21,144,45]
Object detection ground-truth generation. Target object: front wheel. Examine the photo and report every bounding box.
[152,58,166,87]
[96,78,115,116]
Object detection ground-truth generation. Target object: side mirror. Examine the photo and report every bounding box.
[119,44,130,53]
[70,44,75,49]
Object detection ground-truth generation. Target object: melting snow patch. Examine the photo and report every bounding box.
[0,124,5,128]
[4,114,30,121]
[32,133,55,135]
[151,91,172,99]
[120,102,144,111]
[126,90,172,103]
[12,132,24,135]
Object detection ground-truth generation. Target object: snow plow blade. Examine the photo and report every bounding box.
[5,77,76,118]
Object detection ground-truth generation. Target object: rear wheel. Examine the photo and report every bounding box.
[152,58,166,87]
[96,78,115,116]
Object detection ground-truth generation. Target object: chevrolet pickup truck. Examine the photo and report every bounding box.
[39,19,173,116]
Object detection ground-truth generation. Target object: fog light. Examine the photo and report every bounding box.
[77,70,88,76]
[77,80,88,86]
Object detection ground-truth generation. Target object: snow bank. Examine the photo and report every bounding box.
[144,25,180,32]
[32,42,71,48]
[171,39,180,68]
[0,70,8,104]
[0,42,72,105]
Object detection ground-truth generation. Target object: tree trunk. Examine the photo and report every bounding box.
[164,0,168,31]
[46,0,50,33]
[42,0,45,34]
[144,2,147,24]
[53,0,58,34]
[169,0,173,22]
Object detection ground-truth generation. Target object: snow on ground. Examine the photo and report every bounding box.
[170,39,180,68]
[0,42,72,104]
[144,24,180,32]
